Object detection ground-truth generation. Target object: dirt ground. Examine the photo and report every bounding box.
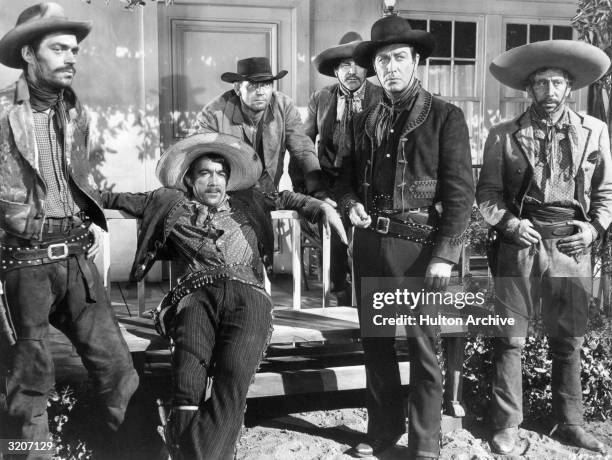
[236,408,612,460]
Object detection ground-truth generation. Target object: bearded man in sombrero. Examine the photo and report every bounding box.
[477,40,612,455]
[101,132,347,459]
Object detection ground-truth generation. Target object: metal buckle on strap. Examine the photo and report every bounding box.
[375,216,390,234]
[47,243,68,260]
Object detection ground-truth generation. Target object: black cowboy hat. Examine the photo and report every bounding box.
[0,2,92,69]
[313,31,375,78]
[354,15,435,71]
[490,40,610,91]
[221,57,288,83]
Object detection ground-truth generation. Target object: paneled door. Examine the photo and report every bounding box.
[157,0,310,150]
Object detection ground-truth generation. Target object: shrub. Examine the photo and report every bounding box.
[47,386,92,460]
[462,310,612,422]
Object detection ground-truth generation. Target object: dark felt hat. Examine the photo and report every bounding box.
[221,57,287,83]
[0,2,92,69]
[489,39,610,91]
[353,15,436,71]
[156,133,262,193]
[313,31,375,78]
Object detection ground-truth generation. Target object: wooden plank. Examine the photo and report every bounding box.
[246,362,410,398]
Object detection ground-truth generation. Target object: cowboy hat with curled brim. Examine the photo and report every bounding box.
[221,57,288,83]
[353,15,436,71]
[156,133,263,193]
[0,2,92,69]
[490,40,611,91]
[313,31,375,78]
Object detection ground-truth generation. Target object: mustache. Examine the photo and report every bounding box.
[204,186,222,193]
[56,66,75,73]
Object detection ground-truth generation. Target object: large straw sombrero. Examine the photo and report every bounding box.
[489,40,610,91]
[156,133,262,192]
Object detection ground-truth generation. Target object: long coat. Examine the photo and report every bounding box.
[0,75,106,241]
[336,88,474,264]
[290,80,383,193]
[476,108,612,236]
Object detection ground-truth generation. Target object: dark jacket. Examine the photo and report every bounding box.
[336,88,474,263]
[101,188,322,282]
[0,75,106,241]
[290,81,383,194]
[197,90,321,192]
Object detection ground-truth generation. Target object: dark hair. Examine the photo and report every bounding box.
[527,67,574,88]
[184,153,231,188]
[20,37,44,72]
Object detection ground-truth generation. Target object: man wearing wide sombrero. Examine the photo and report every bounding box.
[0,2,139,453]
[197,56,328,197]
[335,15,474,459]
[101,132,346,459]
[289,32,384,305]
[477,40,612,454]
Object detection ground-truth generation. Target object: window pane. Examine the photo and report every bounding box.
[428,59,451,96]
[408,19,427,31]
[553,26,573,40]
[430,21,452,57]
[529,24,550,43]
[501,101,530,119]
[454,62,476,97]
[453,100,479,162]
[506,23,527,50]
[455,22,476,58]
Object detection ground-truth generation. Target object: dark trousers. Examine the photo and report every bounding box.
[168,280,273,460]
[353,228,442,458]
[0,254,139,460]
[491,238,591,429]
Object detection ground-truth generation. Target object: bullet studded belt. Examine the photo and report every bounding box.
[153,265,263,339]
[1,230,92,273]
[368,212,436,245]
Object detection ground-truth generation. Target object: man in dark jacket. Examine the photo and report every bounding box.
[102,133,346,460]
[291,32,384,303]
[336,15,474,459]
[0,3,138,454]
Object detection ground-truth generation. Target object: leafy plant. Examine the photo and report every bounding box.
[47,386,92,460]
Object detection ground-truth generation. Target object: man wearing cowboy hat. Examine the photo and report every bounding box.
[100,132,347,459]
[336,15,474,459]
[197,57,328,197]
[289,31,384,304]
[0,2,139,453]
[477,40,612,455]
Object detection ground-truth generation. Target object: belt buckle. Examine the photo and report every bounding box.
[47,243,68,260]
[376,216,390,234]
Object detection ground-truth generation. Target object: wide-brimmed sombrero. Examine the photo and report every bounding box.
[156,133,263,192]
[353,15,435,71]
[490,40,610,91]
[313,31,375,78]
[221,57,287,83]
[0,2,92,69]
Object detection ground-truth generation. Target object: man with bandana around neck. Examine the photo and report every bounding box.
[478,40,612,455]
[290,31,383,305]
[0,3,139,457]
[335,15,474,460]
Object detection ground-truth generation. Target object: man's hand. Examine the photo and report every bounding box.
[424,257,453,291]
[323,197,337,208]
[320,203,348,245]
[556,220,597,257]
[512,219,542,247]
[348,202,372,228]
[87,223,105,260]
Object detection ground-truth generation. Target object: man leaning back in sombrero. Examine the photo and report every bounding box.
[477,39,612,455]
[100,133,348,459]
